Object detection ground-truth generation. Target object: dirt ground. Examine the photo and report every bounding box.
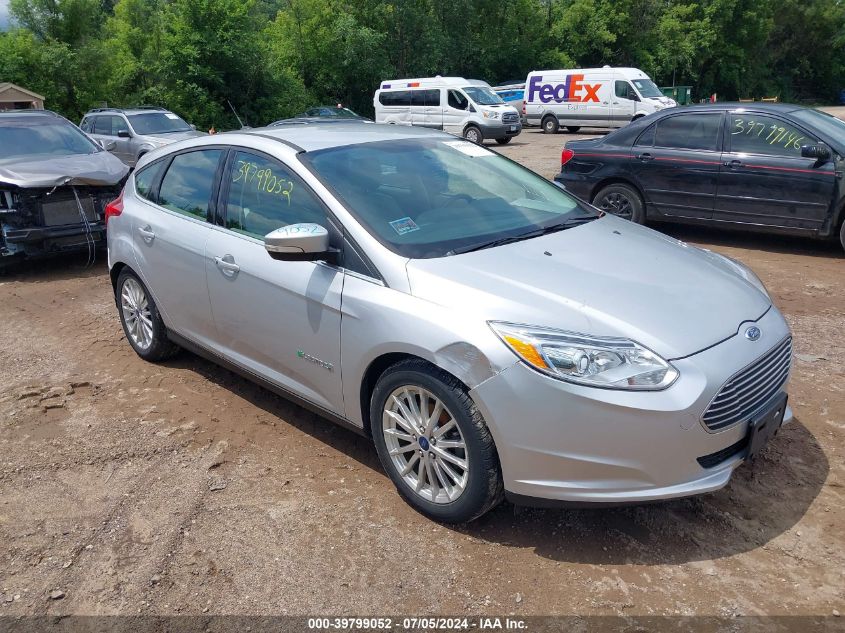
[1,114,844,621]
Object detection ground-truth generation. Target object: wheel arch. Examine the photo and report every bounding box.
[589,176,646,206]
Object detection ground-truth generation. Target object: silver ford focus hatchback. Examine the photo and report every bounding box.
[106,123,792,522]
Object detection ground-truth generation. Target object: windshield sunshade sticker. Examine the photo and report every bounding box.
[389,216,420,235]
[164,113,180,119]
[442,141,494,157]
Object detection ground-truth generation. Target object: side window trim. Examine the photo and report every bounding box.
[153,147,227,223]
[653,111,724,153]
[724,112,816,158]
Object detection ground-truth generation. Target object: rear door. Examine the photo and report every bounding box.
[131,148,225,348]
[715,111,836,229]
[631,111,723,219]
[204,148,345,414]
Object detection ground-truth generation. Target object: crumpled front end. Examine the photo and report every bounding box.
[0,184,121,262]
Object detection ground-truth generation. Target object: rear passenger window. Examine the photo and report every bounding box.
[728,114,815,157]
[379,91,411,107]
[654,113,722,151]
[93,117,111,135]
[225,151,327,238]
[635,123,656,147]
[157,150,223,220]
[134,162,161,201]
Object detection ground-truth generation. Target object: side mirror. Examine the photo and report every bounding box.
[99,139,117,151]
[800,144,830,161]
[630,92,641,102]
[264,223,339,263]
[117,129,131,138]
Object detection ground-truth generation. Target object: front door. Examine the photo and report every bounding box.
[443,89,470,136]
[611,80,637,126]
[204,149,344,414]
[716,112,836,229]
[631,111,724,219]
[132,148,225,348]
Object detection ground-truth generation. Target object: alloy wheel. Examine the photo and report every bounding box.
[598,192,634,219]
[121,277,153,350]
[382,386,469,504]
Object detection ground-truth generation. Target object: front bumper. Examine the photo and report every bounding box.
[480,121,522,139]
[469,306,792,504]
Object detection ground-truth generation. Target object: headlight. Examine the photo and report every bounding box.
[489,322,679,390]
[482,110,500,119]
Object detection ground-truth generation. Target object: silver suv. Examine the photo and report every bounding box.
[81,107,205,167]
[107,123,792,522]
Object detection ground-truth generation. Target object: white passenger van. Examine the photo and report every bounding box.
[524,67,677,133]
[374,77,522,144]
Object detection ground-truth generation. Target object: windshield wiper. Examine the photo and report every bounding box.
[447,214,596,255]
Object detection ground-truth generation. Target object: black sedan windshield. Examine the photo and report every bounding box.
[303,138,595,258]
[128,112,192,134]
[0,118,99,164]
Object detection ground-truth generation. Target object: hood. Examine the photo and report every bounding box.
[647,96,675,107]
[406,215,770,360]
[0,151,129,188]
[144,130,207,144]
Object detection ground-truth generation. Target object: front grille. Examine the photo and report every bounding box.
[41,193,98,226]
[502,112,519,123]
[702,337,792,431]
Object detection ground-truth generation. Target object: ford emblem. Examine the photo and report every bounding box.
[745,326,762,341]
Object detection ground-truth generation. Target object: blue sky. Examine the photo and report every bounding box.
[0,0,9,29]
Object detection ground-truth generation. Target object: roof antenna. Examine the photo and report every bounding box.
[227,100,246,129]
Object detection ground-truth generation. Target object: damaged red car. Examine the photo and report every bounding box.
[0,110,129,266]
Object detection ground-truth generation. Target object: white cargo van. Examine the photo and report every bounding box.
[374,77,522,144]
[524,67,676,133]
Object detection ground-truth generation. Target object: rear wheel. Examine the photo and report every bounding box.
[592,183,645,223]
[495,137,512,145]
[565,126,581,133]
[116,269,180,362]
[371,359,503,523]
[463,125,483,144]
[542,115,559,134]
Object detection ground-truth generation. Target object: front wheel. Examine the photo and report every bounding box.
[371,359,504,523]
[495,137,512,145]
[463,125,483,144]
[592,183,646,223]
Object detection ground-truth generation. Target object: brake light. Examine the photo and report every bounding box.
[561,148,575,166]
[104,190,124,226]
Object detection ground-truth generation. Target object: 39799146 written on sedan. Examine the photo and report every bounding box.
[106,122,792,522]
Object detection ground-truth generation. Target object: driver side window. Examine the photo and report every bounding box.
[224,151,327,239]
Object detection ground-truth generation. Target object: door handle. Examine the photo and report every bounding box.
[723,159,742,168]
[214,255,240,276]
[137,225,155,242]
[636,152,654,161]
[602,101,609,105]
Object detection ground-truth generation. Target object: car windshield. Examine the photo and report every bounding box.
[302,137,596,258]
[462,87,504,106]
[0,118,100,164]
[128,112,192,135]
[792,109,845,146]
[324,107,362,119]
[632,79,663,98]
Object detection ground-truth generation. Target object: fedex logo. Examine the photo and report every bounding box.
[527,74,601,103]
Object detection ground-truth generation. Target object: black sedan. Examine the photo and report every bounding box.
[555,103,845,251]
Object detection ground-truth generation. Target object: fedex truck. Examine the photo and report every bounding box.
[374,77,522,144]
[524,67,676,133]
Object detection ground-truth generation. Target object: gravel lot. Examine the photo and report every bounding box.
[1,110,844,620]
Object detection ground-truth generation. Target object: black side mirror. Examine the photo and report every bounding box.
[117,129,131,138]
[800,144,830,161]
[630,92,640,102]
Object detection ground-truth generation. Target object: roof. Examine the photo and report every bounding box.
[677,101,803,114]
[241,121,445,152]
[84,106,169,115]
[379,77,491,89]
[0,109,62,124]
[0,82,45,101]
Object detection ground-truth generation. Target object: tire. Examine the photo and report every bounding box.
[495,137,512,145]
[463,125,483,144]
[115,268,180,362]
[592,183,646,223]
[565,126,581,133]
[541,115,559,134]
[840,218,845,252]
[370,359,504,523]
